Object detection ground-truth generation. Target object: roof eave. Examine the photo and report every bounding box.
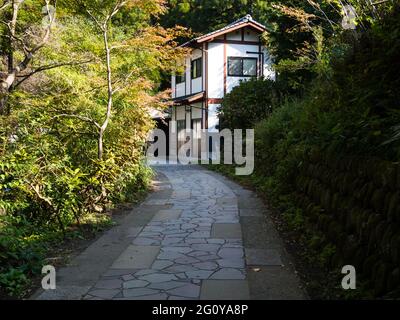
[197,22,266,43]
[180,20,267,48]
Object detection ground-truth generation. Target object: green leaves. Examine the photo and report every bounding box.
[0,0,186,297]
[219,79,287,130]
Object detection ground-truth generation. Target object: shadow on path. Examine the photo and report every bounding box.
[33,165,306,300]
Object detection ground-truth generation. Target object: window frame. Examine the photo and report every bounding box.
[191,58,202,79]
[227,56,258,77]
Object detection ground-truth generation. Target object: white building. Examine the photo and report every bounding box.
[169,15,275,157]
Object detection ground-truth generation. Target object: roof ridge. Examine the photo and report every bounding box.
[181,14,266,47]
[225,14,253,28]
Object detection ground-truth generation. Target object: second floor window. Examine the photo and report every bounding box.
[176,72,185,84]
[191,58,202,79]
[228,57,258,77]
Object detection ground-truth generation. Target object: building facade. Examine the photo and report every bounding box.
[169,15,275,157]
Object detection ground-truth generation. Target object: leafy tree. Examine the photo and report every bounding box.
[219,78,286,129]
[0,0,188,297]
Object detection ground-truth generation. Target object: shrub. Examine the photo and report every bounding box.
[218,79,287,130]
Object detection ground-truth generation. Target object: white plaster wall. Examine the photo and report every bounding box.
[191,77,202,94]
[244,28,259,42]
[227,30,242,40]
[176,83,186,97]
[202,44,207,91]
[186,109,191,131]
[208,104,220,132]
[207,42,224,99]
[185,57,191,96]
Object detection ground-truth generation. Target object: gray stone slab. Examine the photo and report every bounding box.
[191,243,220,252]
[210,268,245,280]
[123,288,160,298]
[218,247,244,259]
[111,245,160,269]
[157,251,185,260]
[102,269,138,277]
[168,295,192,300]
[211,223,242,239]
[127,205,172,227]
[89,289,120,299]
[247,266,306,300]
[174,256,200,264]
[139,273,178,283]
[162,246,193,254]
[200,280,250,300]
[151,260,174,270]
[126,227,143,238]
[240,216,282,249]
[185,270,213,279]
[187,231,211,238]
[145,199,171,205]
[94,279,123,289]
[193,261,219,271]
[122,274,135,281]
[196,254,219,261]
[152,209,182,221]
[164,264,199,273]
[245,248,283,266]
[134,269,158,276]
[217,197,237,206]
[238,196,264,209]
[133,293,169,300]
[36,285,91,300]
[162,238,185,245]
[123,280,149,289]
[148,281,188,290]
[167,283,200,298]
[133,237,161,246]
[217,259,244,268]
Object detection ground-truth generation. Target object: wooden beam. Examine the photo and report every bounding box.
[197,22,266,43]
[223,34,227,96]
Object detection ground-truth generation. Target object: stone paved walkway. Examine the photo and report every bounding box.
[34,165,306,300]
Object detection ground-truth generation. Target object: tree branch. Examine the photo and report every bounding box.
[14,59,93,88]
[27,181,53,208]
[1,0,57,93]
[109,0,127,20]
[0,0,10,12]
[52,114,101,130]
[112,69,135,94]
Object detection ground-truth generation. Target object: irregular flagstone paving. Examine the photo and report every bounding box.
[34,165,306,300]
[84,166,246,300]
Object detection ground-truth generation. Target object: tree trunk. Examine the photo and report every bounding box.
[98,129,104,161]
[96,26,113,161]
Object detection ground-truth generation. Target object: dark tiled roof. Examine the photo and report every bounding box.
[182,15,267,47]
